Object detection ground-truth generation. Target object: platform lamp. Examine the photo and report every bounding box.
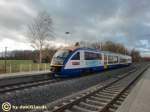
[65,32,70,46]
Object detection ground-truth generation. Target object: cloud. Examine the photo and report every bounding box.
[0,0,150,56]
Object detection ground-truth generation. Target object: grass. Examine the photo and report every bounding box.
[0,60,50,74]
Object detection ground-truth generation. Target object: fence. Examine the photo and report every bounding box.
[0,63,50,74]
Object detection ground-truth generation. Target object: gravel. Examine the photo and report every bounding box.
[0,66,135,109]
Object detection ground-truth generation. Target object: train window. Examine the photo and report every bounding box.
[71,52,80,60]
[108,56,114,64]
[51,49,71,65]
[99,54,102,60]
[120,58,127,63]
[114,56,118,63]
[85,52,90,60]
[85,52,101,60]
[108,55,118,64]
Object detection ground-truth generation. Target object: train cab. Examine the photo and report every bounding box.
[50,47,77,76]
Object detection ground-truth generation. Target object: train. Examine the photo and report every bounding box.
[50,47,132,77]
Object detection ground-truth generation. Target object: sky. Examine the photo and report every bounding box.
[0,0,150,57]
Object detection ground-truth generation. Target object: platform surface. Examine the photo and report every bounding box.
[0,70,49,79]
[117,67,150,112]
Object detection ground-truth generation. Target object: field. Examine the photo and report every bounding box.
[0,60,50,74]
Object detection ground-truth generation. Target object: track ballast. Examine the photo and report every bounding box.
[47,65,148,112]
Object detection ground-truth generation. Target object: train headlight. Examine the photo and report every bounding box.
[50,67,55,72]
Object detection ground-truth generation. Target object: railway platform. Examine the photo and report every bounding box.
[0,70,49,79]
[116,66,150,112]
[0,70,50,87]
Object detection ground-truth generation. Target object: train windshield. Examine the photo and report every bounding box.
[51,49,71,65]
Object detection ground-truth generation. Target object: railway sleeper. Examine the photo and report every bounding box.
[98,92,116,96]
[65,109,73,112]
[111,103,120,109]
[120,95,127,99]
[108,88,125,94]
[108,107,116,112]
[105,88,122,92]
[88,98,107,106]
[103,89,121,93]
[101,90,119,94]
[115,100,122,105]
[95,93,113,99]
[109,85,122,88]
[117,97,125,101]
[105,87,122,91]
[79,102,102,111]
[123,92,129,96]
[90,96,110,103]
[86,99,106,106]
[71,105,97,112]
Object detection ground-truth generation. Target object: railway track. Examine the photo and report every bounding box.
[0,78,62,93]
[47,65,149,112]
[0,65,136,94]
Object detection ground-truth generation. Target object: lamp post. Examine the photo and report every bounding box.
[4,47,7,73]
[65,32,70,46]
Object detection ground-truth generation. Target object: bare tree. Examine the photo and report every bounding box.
[27,11,53,63]
[130,49,141,62]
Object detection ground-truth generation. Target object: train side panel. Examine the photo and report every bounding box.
[62,50,104,76]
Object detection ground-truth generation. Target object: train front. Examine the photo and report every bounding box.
[50,48,72,77]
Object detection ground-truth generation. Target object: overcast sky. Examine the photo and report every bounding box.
[0,0,150,56]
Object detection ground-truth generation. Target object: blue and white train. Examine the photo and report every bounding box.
[50,47,132,77]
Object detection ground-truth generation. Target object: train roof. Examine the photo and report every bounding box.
[60,47,131,58]
[101,51,130,56]
[61,47,100,52]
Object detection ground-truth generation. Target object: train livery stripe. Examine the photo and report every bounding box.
[71,61,80,65]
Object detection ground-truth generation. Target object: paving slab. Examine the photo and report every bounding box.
[116,67,150,112]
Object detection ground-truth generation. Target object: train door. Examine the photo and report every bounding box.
[104,54,108,69]
[65,51,84,69]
